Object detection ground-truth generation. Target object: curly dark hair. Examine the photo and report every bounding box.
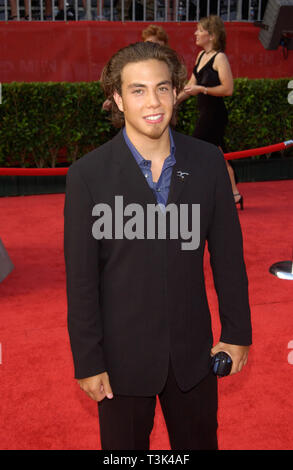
[100,41,187,128]
[141,24,169,45]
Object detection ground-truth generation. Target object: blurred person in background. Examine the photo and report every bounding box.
[142,24,169,46]
[9,0,30,19]
[176,15,243,210]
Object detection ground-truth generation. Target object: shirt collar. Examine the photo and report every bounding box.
[123,127,176,167]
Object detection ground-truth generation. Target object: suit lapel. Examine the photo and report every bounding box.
[111,130,158,206]
[167,134,191,206]
[111,129,191,207]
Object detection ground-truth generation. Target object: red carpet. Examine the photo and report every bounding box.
[1,180,293,450]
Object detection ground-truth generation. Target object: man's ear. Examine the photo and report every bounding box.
[113,91,124,113]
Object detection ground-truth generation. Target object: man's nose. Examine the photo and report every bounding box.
[146,90,161,108]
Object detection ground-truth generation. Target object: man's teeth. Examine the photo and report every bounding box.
[146,115,162,121]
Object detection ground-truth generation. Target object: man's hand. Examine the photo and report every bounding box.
[78,372,113,402]
[211,342,250,375]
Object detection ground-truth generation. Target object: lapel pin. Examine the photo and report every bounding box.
[176,171,190,181]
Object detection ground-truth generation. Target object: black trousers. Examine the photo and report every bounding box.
[97,359,218,450]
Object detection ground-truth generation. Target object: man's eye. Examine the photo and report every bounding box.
[133,89,143,95]
[159,87,168,92]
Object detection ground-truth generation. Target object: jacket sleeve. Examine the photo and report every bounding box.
[207,150,252,346]
[64,163,106,379]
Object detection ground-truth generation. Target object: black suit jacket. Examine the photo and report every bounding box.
[64,129,252,395]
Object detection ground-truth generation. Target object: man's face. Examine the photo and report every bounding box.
[114,59,176,142]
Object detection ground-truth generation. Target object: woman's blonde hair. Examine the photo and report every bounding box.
[199,15,226,52]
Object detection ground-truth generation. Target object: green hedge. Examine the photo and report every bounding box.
[176,78,293,155]
[0,78,292,168]
[0,82,116,168]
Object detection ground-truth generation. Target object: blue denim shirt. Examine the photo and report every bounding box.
[123,127,176,207]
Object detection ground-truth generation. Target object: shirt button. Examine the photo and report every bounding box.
[143,161,148,166]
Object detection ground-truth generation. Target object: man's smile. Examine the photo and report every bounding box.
[143,113,164,123]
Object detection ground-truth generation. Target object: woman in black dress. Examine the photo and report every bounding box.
[176,15,243,209]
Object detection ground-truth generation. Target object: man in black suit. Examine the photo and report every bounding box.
[64,42,252,450]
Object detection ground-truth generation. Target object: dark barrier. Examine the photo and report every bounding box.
[1,141,292,196]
